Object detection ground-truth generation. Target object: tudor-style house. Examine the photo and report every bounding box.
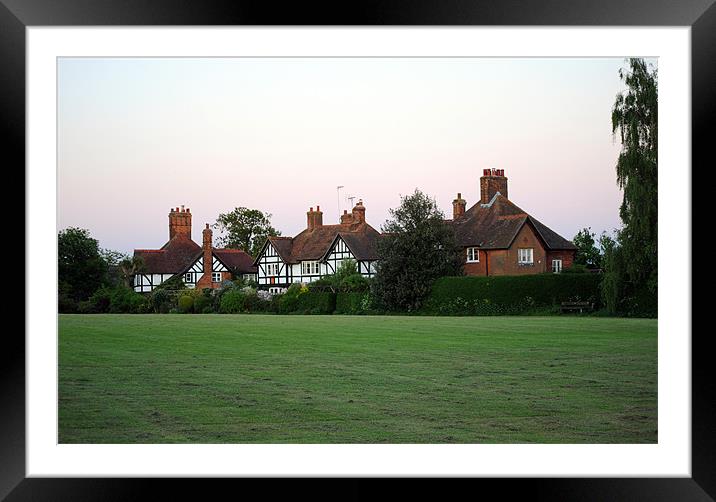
[254,201,381,293]
[449,169,576,276]
[133,206,257,293]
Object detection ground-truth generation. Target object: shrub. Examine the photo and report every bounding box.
[219,288,247,313]
[194,295,212,314]
[178,295,194,313]
[424,274,602,315]
[149,289,172,313]
[294,291,336,314]
[335,292,375,314]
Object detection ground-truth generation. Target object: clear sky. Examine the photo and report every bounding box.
[58,57,651,255]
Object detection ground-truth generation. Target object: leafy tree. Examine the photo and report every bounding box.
[118,255,146,289]
[58,227,108,302]
[611,58,658,294]
[214,207,280,258]
[372,189,461,311]
[572,227,601,268]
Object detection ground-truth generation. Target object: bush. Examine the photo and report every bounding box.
[85,285,148,313]
[178,295,194,313]
[149,289,172,313]
[424,274,602,315]
[194,295,212,314]
[335,292,375,314]
[294,291,336,314]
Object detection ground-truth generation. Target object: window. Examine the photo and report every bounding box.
[184,272,194,283]
[265,263,278,276]
[212,272,222,283]
[466,247,479,263]
[269,287,285,295]
[552,259,563,273]
[518,248,534,265]
[301,261,320,275]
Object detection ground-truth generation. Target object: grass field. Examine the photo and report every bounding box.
[59,314,657,443]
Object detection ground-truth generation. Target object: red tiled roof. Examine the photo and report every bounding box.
[451,194,576,250]
[133,235,201,274]
[262,222,381,264]
[213,248,257,274]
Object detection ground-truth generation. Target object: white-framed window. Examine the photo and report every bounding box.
[268,287,285,295]
[518,248,534,265]
[301,261,320,275]
[265,263,278,276]
[184,272,194,283]
[552,259,563,273]
[466,247,479,263]
[212,272,222,282]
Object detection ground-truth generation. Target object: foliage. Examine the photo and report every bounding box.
[149,289,172,314]
[335,291,376,314]
[178,295,194,314]
[276,283,306,314]
[58,227,108,302]
[219,286,273,314]
[155,275,186,291]
[372,189,462,312]
[611,58,658,298]
[572,227,601,269]
[214,207,281,258]
[294,292,336,314]
[87,285,148,314]
[118,255,146,289]
[194,295,213,314]
[308,259,370,293]
[424,274,602,315]
[100,249,129,287]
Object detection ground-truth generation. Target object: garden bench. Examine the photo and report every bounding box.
[560,301,594,313]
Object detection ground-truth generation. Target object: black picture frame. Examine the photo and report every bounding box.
[4,0,707,499]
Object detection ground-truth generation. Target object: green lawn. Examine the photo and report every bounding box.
[58,314,657,443]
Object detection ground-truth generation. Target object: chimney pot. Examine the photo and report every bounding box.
[480,169,508,203]
[317,205,320,212]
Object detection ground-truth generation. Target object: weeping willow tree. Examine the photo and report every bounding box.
[602,58,658,315]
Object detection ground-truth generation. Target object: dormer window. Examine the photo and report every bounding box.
[466,247,480,263]
[266,263,278,276]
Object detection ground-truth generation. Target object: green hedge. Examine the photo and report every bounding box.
[335,292,375,314]
[424,274,602,315]
[294,292,336,315]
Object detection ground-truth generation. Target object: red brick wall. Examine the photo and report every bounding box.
[546,250,576,272]
[462,247,487,276]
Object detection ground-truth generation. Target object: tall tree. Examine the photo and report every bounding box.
[572,227,601,268]
[214,207,281,258]
[58,227,108,302]
[611,58,658,294]
[372,189,461,312]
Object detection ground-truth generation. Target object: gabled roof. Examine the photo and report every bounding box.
[322,229,382,261]
[451,194,576,250]
[213,248,257,274]
[134,234,201,274]
[258,222,381,264]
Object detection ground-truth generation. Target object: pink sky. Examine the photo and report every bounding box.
[58,57,643,255]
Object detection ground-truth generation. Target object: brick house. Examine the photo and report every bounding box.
[253,201,381,294]
[132,206,257,293]
[448,169,576,276]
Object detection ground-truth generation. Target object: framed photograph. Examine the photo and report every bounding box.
[5,0,709,498]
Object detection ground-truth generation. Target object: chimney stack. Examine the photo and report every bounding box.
[307,205,324,230]
[480,168,508,204]
[169,206,192,240]
[340,209,353,224]
[452,192,466,219]
[351,199,366,223]
[202,223,213,281]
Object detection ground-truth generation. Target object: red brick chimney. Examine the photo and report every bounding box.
[202,223,213,281]
[351,199,366,223]
[340,209,353,224]
[452,193,466,219]
[480,168,508,204]
[168,205,192,240]
[307,206,323,230]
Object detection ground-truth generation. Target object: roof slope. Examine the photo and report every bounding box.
[213,248,257,274]
[134,235,201,274]
[264,222,381,264]
[451,194,575,250]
